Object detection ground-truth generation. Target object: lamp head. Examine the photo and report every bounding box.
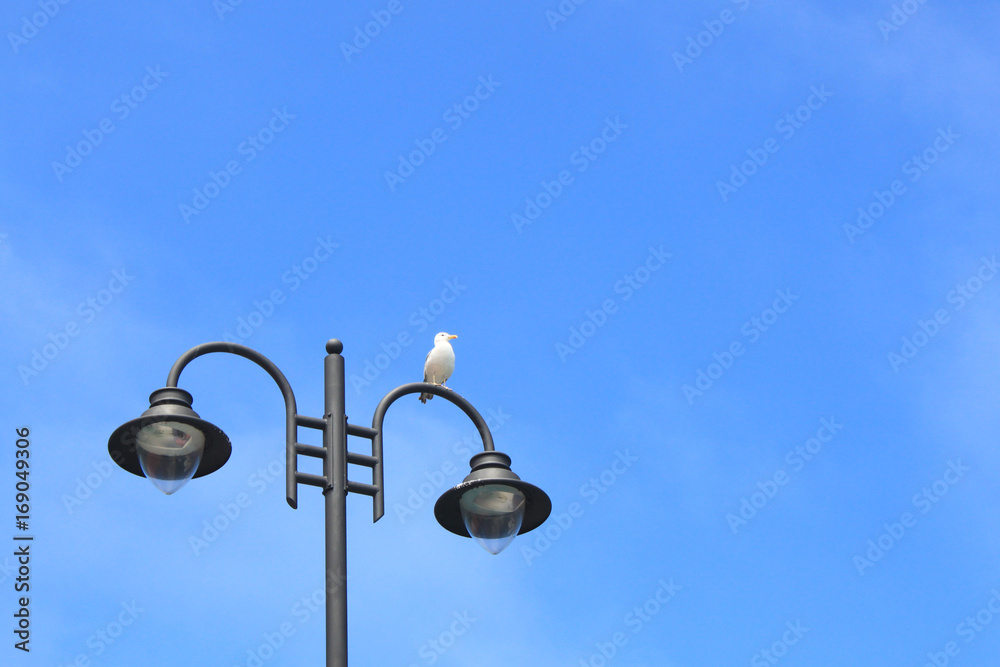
[435,451,551,555]
[108,388,231,495]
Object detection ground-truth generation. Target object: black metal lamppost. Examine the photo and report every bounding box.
[107,338,551,667]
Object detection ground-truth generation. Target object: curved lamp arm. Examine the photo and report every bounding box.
[165,342,298,413]
[371,383,495,450]
[165,342,305,506]
[366,383,495,522]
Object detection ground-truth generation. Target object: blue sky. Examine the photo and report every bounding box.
[3,0,1000,664]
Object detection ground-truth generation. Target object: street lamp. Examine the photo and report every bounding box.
[107,338,550,666]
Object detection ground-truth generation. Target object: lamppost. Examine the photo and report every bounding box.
[107,338,551,667]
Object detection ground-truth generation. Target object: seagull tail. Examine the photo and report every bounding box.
[419,392,432,404]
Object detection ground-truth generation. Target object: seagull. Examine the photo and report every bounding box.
[420,332,457,403]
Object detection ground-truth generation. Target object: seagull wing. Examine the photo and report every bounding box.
[422,348,433,381]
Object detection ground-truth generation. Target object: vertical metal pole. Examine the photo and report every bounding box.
[324,340,348,666]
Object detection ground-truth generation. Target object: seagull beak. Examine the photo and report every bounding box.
[448,334,458,339]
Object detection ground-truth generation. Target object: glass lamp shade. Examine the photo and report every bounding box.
[459,484,526,555]
[108,387,232,490]
[436,451,551,551]
[136,421,205,495]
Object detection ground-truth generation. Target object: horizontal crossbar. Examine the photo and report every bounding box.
[296,443,326,458]
[347,423,378,439]
[296,472,328,488]
[296,414,326,430]
[346,481,379,497]
[346,452,377,468]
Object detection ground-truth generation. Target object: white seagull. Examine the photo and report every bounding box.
[420,332,458,403]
